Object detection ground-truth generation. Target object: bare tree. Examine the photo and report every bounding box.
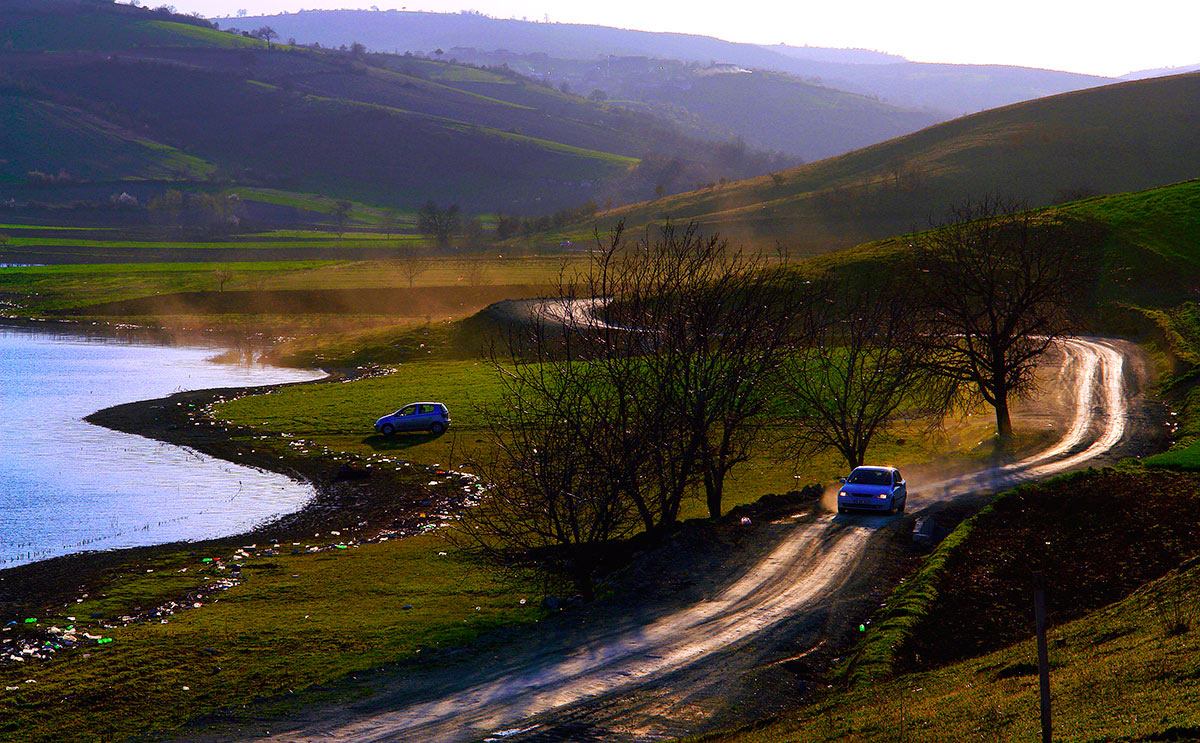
[913,199,1098,440]
[254,26,278,49]
[330,199,352,240]
[549,222,801,522]
[457,257,490,287]
[417,200,461,249]
[457,306,636,598]
[397,248,430,289]
[780,283,948,470]
[460,216,487,250]
[460,222,803,597]
[379,208,402,240]
[213,268,235,292]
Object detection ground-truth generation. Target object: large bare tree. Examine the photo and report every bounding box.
[417,200,461,249]
[780,282,947,470]
[460,221,802,596]
[460,335,634,599]
[913,199,1098,440]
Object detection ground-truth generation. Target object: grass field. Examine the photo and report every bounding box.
[0,257,576,315]
[0,533,539,742]
[214,353,1006,521]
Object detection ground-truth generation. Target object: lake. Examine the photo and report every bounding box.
[0,326,324,568]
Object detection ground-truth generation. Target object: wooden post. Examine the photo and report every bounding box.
[1035,587,1052,742]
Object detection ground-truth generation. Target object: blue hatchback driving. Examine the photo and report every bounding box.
[837,466,908,515]
[374,402,451,436]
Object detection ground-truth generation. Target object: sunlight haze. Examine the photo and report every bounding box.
[178,0,1200,77]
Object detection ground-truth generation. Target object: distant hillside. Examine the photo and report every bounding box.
[432,51,940,162]
[574,73,1200,254]
[762,44,905,66]
[1122,63,1200,80]
[231,10,1114,115]
[0,2,788,216]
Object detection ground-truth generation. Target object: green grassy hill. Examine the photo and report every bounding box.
[0,2,779,215]
[814,178,1200,312]
[0,94,213,184]
[579,72,1200,254]
[0,3,261,51]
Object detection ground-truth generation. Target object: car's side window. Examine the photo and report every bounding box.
[894,470,903,484]
[419,405,434,414]
[402,406,416,416]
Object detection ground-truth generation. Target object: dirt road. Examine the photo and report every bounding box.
[258,337,1140,742]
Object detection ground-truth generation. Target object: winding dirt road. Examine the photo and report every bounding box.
[260,337,1139,742]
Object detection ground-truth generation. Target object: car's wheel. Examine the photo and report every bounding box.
[898,498,907,514]
[837,505,846,515]
[380,423,395,436]
[430,422,446,435]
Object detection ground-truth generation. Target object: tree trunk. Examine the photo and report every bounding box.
[573,563,595,602]
[705,468,723,520]
[994,393,1014,441]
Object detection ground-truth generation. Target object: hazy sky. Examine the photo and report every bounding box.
[173,1,1200,77]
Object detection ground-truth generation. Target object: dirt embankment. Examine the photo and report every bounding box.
[903,469,1200,671]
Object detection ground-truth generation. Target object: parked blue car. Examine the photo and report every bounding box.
[837,466,908,515]
[374,402,451,436]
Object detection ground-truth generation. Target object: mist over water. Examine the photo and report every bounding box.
[0,327,323,568]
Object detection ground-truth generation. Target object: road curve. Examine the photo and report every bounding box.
[262,337,1134,742]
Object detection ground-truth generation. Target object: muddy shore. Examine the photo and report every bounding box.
[0,372,460,614]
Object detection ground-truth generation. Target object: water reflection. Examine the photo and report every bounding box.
[0,327,324,567]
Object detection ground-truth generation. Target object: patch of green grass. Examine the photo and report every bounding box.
[0,14,262,52]
[2,235,421,250]
[216,354,1002,520]
[1137,300,1200,470]
[0,261,338,313]
[228,188,398,224]
[0,535,540,742]
[0,257,572,318]
[144,20,264,49]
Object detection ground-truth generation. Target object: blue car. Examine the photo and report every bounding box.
[837,466,908,515]
[374,402,451,436]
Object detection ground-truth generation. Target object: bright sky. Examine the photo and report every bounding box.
[172,0,1200,77]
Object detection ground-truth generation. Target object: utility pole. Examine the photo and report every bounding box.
[1035,587,1052,742]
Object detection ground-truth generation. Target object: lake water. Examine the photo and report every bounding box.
[0,327,324,568]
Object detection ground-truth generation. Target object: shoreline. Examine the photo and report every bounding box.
[0,368,467,613]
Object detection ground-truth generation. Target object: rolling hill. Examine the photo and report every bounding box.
[231,9,1114,115]
[573,72,1200,254]
[0,1,787,217]
[429,50,941,162]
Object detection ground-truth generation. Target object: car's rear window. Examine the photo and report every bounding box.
[848,469,892,486]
